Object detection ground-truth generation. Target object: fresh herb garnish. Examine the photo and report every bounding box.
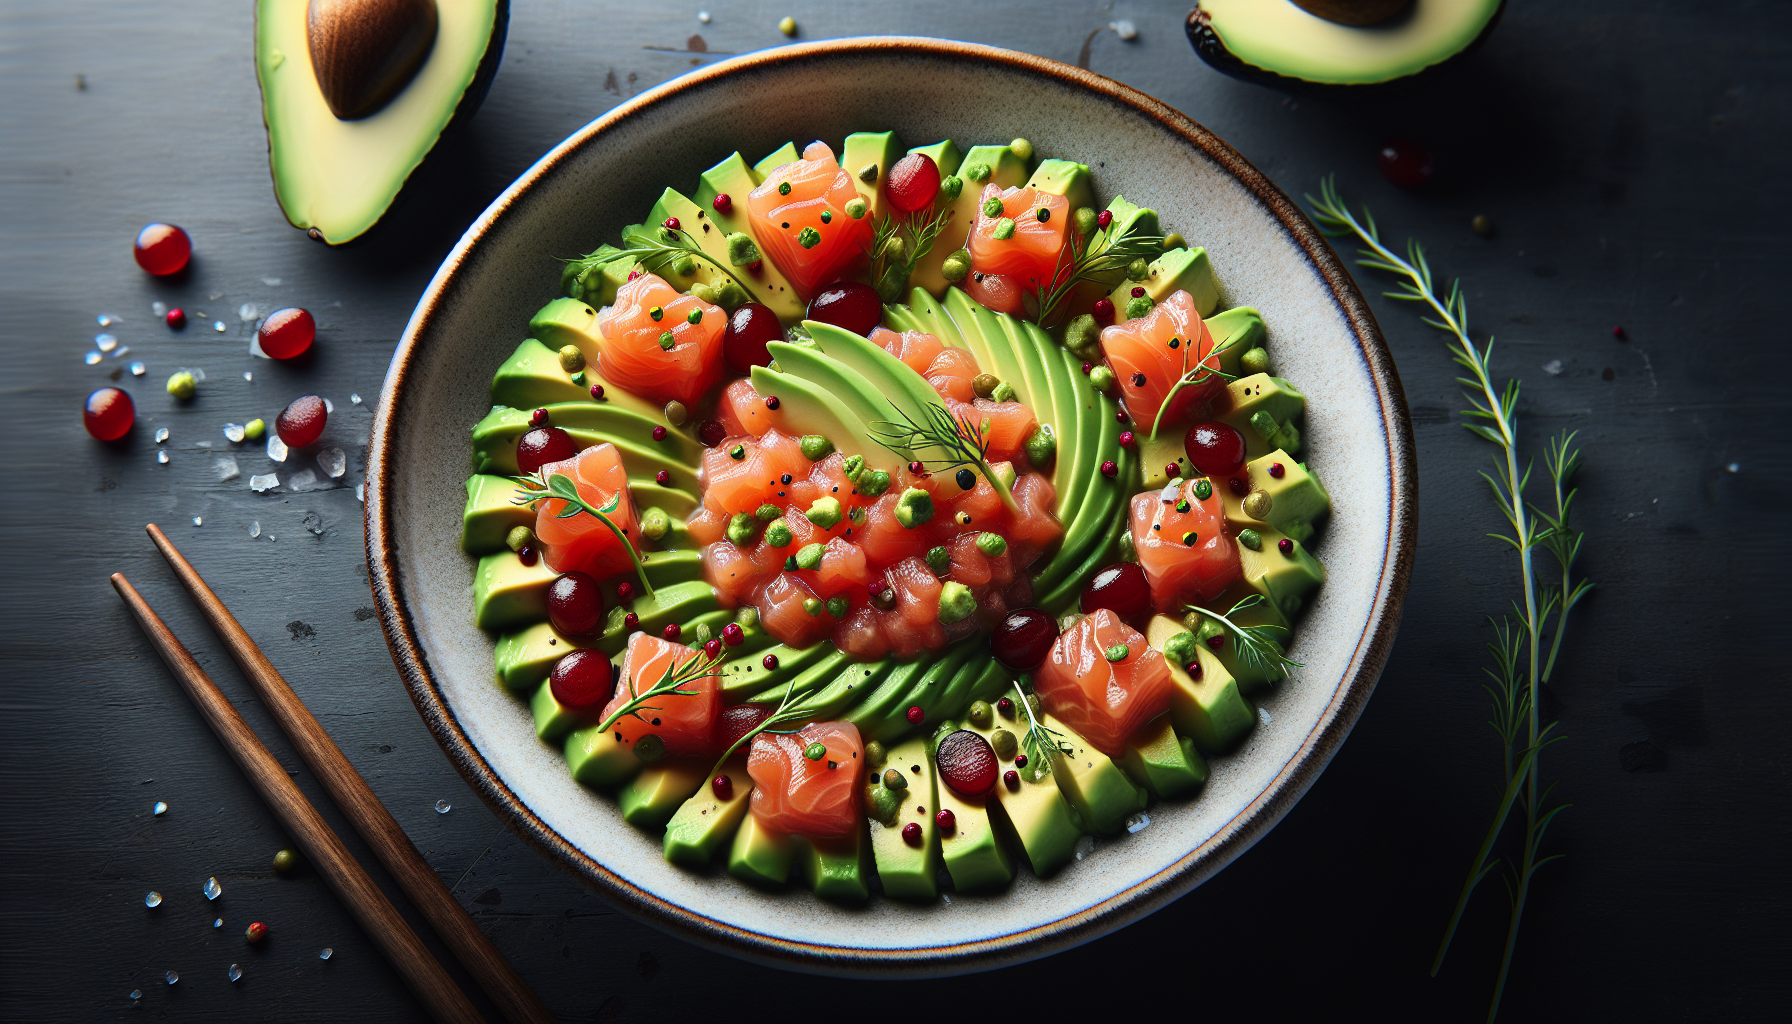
[870,205,955,296]
[594,643,725,735]
[869,400,1019,512]
[511,471,655,598]
[705,673,811,780]
[1147,336,1249,440]
[1028,215,1166,326]
[564,225,756,297]
[1010,682,1064,781]
[1308,177,1590,1022]
[1183,594,1302,681]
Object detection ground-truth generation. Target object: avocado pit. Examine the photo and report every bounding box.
[307,0,438,121]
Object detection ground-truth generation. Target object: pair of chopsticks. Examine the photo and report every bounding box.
[113,524,553,1024]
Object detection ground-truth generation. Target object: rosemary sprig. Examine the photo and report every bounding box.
[1184,594,1302,681]
[564,225,757,297]
[1028,215,1166,326]
[1010,681,1064,782]
[704,673,811,780]
[595,644,725,735]
[1307,177,1588,1023]
[868,400,1019,512]
[511,472,654,598]
[1147,334,1250,440]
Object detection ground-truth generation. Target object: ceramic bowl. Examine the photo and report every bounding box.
[366,37,1415,976]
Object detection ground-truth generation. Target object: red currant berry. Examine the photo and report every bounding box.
[133,223,191,276]
[623,611,639,631]
[906,706,924,725]
[83,387,135,441]
[723,302,781,373]
[712,193,732,215]
[1207,634,1226,650]
[1165,463,1182,478]
[762,653,779,670]
[1131,286,1146,298]
[1269,462,1286,478]
[257,308,315,360]
[1096,210,1113,229]
[1118,430,1136,448]
[656,469,672,485]
[885,153,942,213]
[1185,421,1246,477]
[651,425,667,441]
[901,821,923,846]
[1279,538,1294,555]
[531,408,550,427]
[1378,137,1433,188]
[704,638,723,659]
[165,308,187,330]
[547,571,604,638]
[1080,562,1150,619]
[1014,752,1028,768]
[276,395,327,448]
[663,216,680,231]
[1005,770,1020,790]
[1228,476,1248,496]
[764,396,780,410]
[1100,460,1118,478]
[517,545,538,566]
[711,774,734,800]
[662,622,681,641]
[996,697,1014,716]
[722,622,745,646]
[550,649,614,708]
[1092,298,1115,322]
[590,383,606,400]
[934,809,957,831]
[991,608,1056,672]
[806,281,882,337]
[516,426,576,474]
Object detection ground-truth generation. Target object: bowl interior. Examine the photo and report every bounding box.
[367,38,1411,975]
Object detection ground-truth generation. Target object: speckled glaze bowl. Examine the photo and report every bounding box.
[366,38,1414,976]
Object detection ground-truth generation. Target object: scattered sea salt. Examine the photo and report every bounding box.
[96,333,118,352]
[154,427,170,443]
[195,440,211,448]
[302,511,325,535]
[152,301,167,317]
[349,393,361,404]
[98,314,116,327]
[129,989,142,1000]
[213,918,223,928]
[213,320,226,332]
[287,468,322,492]
[153,801,167,816]
[356,483,365,503]
[320,947,333,960]
[215,455,240,482]
[131,361,146,376]
[84,351,102,365]
[203,877,222,900]
[157,451,170,465]
[1074,835,1095,861]
[145,891,162,908]
[165,971,179,986]
[1726,462,1741,473]
[260,276,282,286]
[190,367,206,382]
[1124,812,1151,833]
[698,10,710,22]
[1259,706,1274,724]
[237,303,259,321]
[113,345,130,358]
[244,371,253,382]
[317,447,346,478]
[250,473,279,493]
[223,423,246,443]
[228,964,242,983]
[192,516,202,527]
[267,433,289,462]
[1543,359,1564,376]
[1111,19,1138,40]
[435,799,452,814]
[249,521,261,538]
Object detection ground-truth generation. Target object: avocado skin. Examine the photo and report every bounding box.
[1184,1,1505,96]
[258,1,510,245]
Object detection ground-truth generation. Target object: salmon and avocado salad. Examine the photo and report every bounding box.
[461,134,1331,903]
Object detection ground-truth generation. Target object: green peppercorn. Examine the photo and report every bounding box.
[876,262,907,302]
[729,444,746,460]
[1240,347,1271,374]
[1238,528,1263,551]
[820,210,833,224]
[849,505,866,524]
[1243,490,1273,519]
[685,308,703,325]
[1104,643,1130,662]
[964,162,991,182]
[557,344,586,373]
[1125,296,1154,320]
[1025,423,1057,468]
[865,740,886,767]
[635,734,666,762]
[937,581,976,624]
[778,180,793,196]
[1009,138,1034,162]
[940,175,963,200]
[672,255,697,277]
[845,197,868,219]
[658,331,675,351]
[735,606,760,630]
[165,371,196,400]
[664,400,687,427]
[726,512,758,547]
[966,700,993,729]
[826,595,848,618]
[272,848,300,874]
[895,488,934,528]
[1162,232,1186,251]
[972,373,999,398]
[243,418,265,441]
[755,503,781,522]
[649,305,665,322]
[860,469,892,497]
[924,545,950,574]
[1074,207,1097,236]
[1194,478,1214,501]
[805,496,843,529]
[1089,365,1116,393]
[764,519,793,547]
[976,533,1007,556]
[505,525,536,553]
[882,235,906,262]
[1035,207,1051,224]
[982,197,1005,218]
[638,508,670,541]
[882,767,908,790]
[993,217,1016,240]
[856,161,879,183]
[866,784,902,824]
[726,232,761,266]
[941,249,972,283]
[990,728,1018,758]
[842,454,864,481]
[1062,313,1100,359]
[797,226,821,249]
[795,542,825,570]
[1162,630,1200,668]
[803,597,823,616]
[799,435,834,460]
[798,740,824,762]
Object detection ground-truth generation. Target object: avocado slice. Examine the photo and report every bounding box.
[587,581,720,656]
[727,811,795,886]
[560,244,637,307]
[747,362,895,473]
[910,143,1030,296]
[718,643,840,703]
[751,142,800,182]
[1216,448,1330,544]
[866,737,943,902]
[490,338,594,409]
[494,621,584,694]
[793,832,871,904]
[663,755,752,867]
[471,402,702,468]
[841,131,902,222]
[531,673,600,743]
[1043,713,1147,836]
[1106,247,1219,320]
[633,187,805,322]
[563,719,643,791]
[1146,615,1256,754]
[931,725,1016,892]
[473,551,554,631]
[1116,715,1209,799]
[1188,0,1504,93]
[619,759,709,830]
[965,710,1081,877]
[1026,159,1094,212]
[1219,373,1305,462]
[255,0,507,244]
[690,152,805,320]
[462,474,532,555]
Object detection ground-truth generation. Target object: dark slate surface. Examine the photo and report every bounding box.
[2,1,1787,1020]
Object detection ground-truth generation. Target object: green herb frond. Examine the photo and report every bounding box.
[1183,594,1302,680]
[1028,215,1167,326]
[511,471,654,598]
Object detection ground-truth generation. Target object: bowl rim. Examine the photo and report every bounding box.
[364,35,1416,976]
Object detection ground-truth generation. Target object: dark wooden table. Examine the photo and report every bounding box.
[3,2,1787,1019]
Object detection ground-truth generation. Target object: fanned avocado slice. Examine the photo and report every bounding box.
[255,0,508,244]
[1188,0,1505,93]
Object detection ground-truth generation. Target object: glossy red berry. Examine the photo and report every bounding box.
[934,809,956,831]
[1269,462,1286,478]
[885,153,942,213]
[1014,752,1028,768]
[1279,538,1294,555]
[764,396,780,410]
[549,649,614,709]
[901,821,923,846]
[1005,770,1020,790]
[617,581,635,603]
[663,216,680,231]
[276,395,327,448]
[1378,138,1433,188]
[806,281,882,337]
[722,623,745,646]
[1096,210,1113,229]
[1081,562,1150,619]
[1118,430,1136,448]
[1165,463,1182,478]
[1092,298,1115,322]
[991,608,1056,672]
[245,921,269,944]
[1131,286,1146,299]
[531,408,551,427]
[590,383,606,400]
[723,302,781,373]
[133,223,191,276]
[651,425,667,441]
[712,193,732,214]
[83,387,135,440]
[762,653,780,670]
[711,775,734,800]
[937,730,998,797]
[1185,421,1246,477]
[623,612,639,631]
[996,697,1014,716]
[1100,460,1118,478]
[656,469,671,485]
[662,622,681,641]
[1228,476,1248,496]
[517,545,538,566]
[258,308,315,360]
[704,638,723,659]
[547,571,603,638]
[906,706,924,725]
[165,308,187,330]
[516,426,576,474]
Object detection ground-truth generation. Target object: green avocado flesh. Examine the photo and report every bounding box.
[255,1,506,244]
[467,133,1333,901]
[1195,0,1502,86]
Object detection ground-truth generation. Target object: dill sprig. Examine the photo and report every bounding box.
[871,205,955,283]
[1147,336,1250,440]
[595,644,726,736]
[1011,681,1064,782]
[564,225,756,296]
[1028,215,1167,326]
[868,400,1019,512]
[1308,177,1589,1023]
[1183,594,1302,682]
[511,472,655,598]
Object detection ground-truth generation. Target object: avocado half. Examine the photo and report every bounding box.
[255,0,509,245]
[1187,0,1504,94]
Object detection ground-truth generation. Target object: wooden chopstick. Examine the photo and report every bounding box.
[111,572,486,1024]
[143,524,553,1024]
